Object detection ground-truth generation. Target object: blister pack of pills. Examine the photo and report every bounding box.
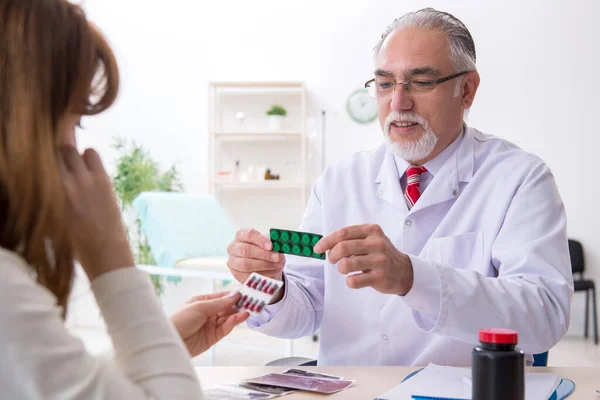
[233,272,284,316]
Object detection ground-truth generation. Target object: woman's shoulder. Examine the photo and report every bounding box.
[0,247,33,276]
[0,247,59,317]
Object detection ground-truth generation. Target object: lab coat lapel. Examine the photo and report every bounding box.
[410,126,475,213]
[374,149,409,213]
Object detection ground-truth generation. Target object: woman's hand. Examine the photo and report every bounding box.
[58,147,134,281]
[170,291,249,358]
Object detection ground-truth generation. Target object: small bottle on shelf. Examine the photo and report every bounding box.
[234,160,240,181]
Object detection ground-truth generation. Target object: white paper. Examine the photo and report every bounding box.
[376,364,471,400]
[203,384,277,399]
[525,373,561,400]
[376,364,560,400]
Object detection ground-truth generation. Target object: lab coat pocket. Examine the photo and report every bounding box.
[423,231,484,271]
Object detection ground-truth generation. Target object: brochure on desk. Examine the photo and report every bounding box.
[374,364,575,400]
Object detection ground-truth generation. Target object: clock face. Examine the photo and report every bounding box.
[347,88,377,123]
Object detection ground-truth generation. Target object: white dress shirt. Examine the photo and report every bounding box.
[0,247,202,399]
[248,125,573,366]
[397,128,464,198]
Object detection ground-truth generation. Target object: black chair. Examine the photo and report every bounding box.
[569,239,598,344]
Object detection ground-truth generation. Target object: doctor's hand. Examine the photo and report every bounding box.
[170,291,249,358]
[313,224,414,295]
[226,229,286,284]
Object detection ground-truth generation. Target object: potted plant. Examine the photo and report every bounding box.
[266,104,287,131]
[112,137,183,297]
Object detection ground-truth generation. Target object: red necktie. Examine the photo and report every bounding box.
[405,166,427,209]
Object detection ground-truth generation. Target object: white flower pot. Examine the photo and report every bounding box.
[268,115,285,132]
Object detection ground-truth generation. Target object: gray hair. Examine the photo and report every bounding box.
[373,8,477,73]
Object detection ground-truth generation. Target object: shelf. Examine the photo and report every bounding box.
[211,82,305,95]
[211,180,305,189]
[211,81,304,88]
[213,132,302,141]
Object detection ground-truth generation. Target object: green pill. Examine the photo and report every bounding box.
[268,228,327,260]
[270,230,280,241]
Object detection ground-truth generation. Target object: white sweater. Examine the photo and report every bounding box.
[0,247,203,399]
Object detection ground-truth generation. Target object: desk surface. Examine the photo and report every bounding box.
[195,366,600,399]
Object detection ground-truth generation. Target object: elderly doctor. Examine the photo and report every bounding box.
[226,8,573,366]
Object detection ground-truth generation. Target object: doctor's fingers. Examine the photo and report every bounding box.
[228,255,285,274]
[314,224,381,254]
[228,241,282,263]
[337,253,387,275]
[345,269,381,290]
[328,238,386,264]
[230,268,283,285]
[235,228,273,250]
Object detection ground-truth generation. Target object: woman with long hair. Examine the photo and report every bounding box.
[0,0,248,398]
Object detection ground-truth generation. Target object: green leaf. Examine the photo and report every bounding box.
[266,104,287,116]
[110,137,183,297]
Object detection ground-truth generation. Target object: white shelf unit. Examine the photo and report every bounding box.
[208,82,308,233]
[210,180,306,190]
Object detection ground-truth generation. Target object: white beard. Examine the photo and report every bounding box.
[383,111,438,163]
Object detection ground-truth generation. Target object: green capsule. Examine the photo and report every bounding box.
[291,233,300,243]
[269,229,326,259]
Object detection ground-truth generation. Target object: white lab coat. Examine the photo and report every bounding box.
[249,126,573,366]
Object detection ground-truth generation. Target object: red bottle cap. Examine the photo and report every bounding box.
[479,328,518,345]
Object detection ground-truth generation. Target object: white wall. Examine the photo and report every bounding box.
[80,0,600,337]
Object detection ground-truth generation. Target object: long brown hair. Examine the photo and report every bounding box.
[0,0,119,315]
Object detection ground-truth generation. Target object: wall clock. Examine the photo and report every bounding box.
[346,88,377,123]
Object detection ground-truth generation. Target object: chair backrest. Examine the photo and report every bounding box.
[532,351,548,367]
[568,239,584,274]
[133,192,236,267]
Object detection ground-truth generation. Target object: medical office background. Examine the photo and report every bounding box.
[66,0,600,366]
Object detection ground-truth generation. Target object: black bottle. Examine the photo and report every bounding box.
[472,328,524,400]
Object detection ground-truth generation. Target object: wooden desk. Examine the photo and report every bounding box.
[195,366,600,399]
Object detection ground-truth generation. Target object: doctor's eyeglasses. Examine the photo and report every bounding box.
[364,70,472,97]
